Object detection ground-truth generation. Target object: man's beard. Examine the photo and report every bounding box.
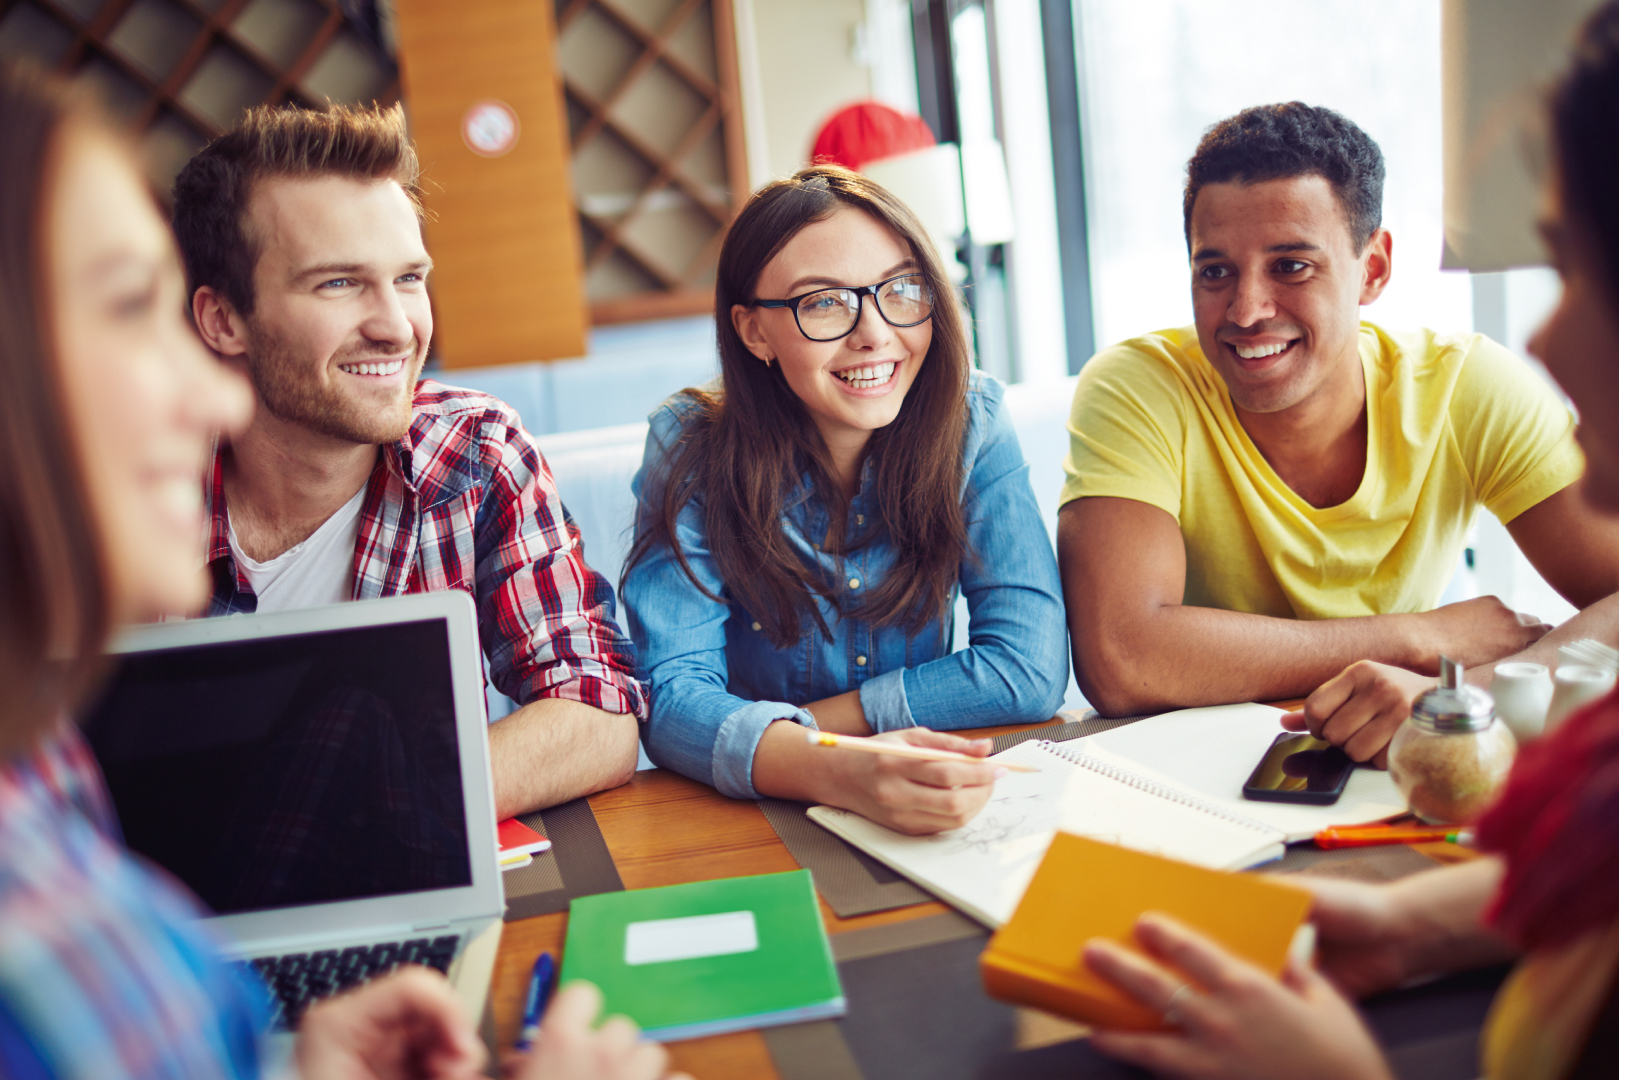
[243,318,422,445]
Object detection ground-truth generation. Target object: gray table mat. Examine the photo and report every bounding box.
[767,927,1505,1080]
[760,711,1151,917]
[760,797,931,916]
[1265,841,1442,882]
[501,797,624,922]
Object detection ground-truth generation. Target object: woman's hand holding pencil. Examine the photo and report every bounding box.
[758,725,1004,836]
[807,730,1037,771]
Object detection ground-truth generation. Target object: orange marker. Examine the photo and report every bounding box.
[805,730,1037,771]
[1313,825,1475,849]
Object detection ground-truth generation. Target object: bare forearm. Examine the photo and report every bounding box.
[801,689,871,735]
[1076,604,1430,716]
[488,699,639,819]
[1468,592,1619,689]
[1386,857,1518,978]
[749,719,850,802]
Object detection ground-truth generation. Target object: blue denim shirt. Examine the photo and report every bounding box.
[623,372,1069,799]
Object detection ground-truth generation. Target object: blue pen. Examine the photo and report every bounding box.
[515,950,555,1052]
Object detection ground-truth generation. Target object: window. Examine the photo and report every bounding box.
[1073,0,1472,349]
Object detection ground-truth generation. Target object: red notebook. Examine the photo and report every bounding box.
[498,817,552,858]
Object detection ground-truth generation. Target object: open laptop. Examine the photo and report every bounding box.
[80,592,504,1042]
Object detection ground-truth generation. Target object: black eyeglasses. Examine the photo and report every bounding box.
[752,273,934,342]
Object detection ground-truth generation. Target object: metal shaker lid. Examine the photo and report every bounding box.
[1410,656,1496,733]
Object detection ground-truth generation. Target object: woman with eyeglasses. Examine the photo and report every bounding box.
[622,165,1068,833]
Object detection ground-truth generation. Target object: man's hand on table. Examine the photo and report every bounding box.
[504,982,691,1080]
[1280,661,1436,768]
[1282,596,1548,766]
[1415,597,1550,669]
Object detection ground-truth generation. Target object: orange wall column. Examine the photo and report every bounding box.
[394,0,587,367]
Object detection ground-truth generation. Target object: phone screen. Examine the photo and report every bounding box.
[1241,732,1356,804]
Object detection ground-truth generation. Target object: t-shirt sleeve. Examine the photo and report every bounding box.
[1059,338,1188,517]
[1448,334,1585,524]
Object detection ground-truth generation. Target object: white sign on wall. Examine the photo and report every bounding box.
[462,100,520,158]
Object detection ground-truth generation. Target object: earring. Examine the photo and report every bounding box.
[763,355,774,367]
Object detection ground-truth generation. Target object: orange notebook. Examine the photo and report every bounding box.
[980,832,1314,1031]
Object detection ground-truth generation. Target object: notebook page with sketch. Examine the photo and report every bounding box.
[806,738,1285,928]
[1077,703,1406,841]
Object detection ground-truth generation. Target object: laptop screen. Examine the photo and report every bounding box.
[81,618,475,916]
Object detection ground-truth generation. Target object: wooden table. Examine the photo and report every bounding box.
[486,712,1469,1078]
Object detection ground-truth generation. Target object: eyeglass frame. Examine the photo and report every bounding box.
[750,272,935,342]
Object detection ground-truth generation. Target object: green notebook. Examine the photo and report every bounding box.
[559,869,844,1041]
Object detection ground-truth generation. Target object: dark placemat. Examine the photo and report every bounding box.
[987,710,1151,753]
[761,711,1145,917]
[780,924,1506,1080]
[501,797,624,922]
[1263,841,1442,882]
[760,798,930,917]
[762,1020,868,1080]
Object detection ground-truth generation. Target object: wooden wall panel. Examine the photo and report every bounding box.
[394,0,588,367]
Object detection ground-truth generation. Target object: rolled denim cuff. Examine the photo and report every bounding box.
[859,668,916,733]
[713,700,817,799]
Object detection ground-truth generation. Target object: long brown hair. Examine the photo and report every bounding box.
[0,62,111,753]
[626,165,971,647]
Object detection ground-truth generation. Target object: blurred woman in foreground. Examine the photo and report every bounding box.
[0,63,678,1080]
[1080,7,1618,1080]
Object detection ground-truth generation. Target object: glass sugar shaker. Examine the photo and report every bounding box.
[1387,657,1517,825]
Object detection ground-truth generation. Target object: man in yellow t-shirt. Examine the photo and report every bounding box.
[1057,103,1618,762]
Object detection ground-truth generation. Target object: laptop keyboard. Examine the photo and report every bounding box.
[244,934,462,1029]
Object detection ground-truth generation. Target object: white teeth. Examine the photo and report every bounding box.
[837,361,896,388]
[1235,342,1289,359]
[341,359,406,376]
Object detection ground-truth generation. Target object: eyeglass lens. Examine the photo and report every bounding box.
[795,275,932,340]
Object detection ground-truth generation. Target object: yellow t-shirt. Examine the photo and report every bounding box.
[1059,323,1584,620]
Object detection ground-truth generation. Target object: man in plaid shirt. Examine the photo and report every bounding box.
[170,103,646,819]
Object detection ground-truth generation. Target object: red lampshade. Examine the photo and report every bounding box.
[810,101,938,171]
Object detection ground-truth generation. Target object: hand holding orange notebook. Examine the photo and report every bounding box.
[980,832,1314,1030]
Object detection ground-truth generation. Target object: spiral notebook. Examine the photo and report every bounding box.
[807,703,1405,928]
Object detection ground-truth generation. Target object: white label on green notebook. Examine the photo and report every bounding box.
[624,910,759,966]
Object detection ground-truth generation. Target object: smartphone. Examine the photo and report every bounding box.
[1241,732,1356,805]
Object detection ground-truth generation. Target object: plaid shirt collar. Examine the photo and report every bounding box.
[203,421,466,614]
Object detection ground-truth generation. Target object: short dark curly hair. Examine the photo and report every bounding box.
[1182,102,1384,253]
[171,102,422,318]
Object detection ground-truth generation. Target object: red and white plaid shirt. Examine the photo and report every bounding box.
[204,381,647,719]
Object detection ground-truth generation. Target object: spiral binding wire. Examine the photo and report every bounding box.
[1035,741,1280,836]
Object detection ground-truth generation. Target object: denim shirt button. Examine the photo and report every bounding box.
[847,577,861,590]
[855,514,865,525]
[856,655,867,666]
[751,621,762,631]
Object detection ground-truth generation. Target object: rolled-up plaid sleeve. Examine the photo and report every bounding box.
[473,411,648,719]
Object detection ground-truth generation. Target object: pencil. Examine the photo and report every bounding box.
[805,730,1037,772]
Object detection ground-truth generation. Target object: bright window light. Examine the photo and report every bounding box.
[1075,0,1472,350]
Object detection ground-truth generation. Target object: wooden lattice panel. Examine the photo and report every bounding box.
[0,0,396,193]
[555,0,746,324]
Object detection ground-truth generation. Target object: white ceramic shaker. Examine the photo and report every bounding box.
[1491,662,1553,744]
[1546,665,1615,729]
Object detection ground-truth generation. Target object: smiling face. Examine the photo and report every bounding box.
[1189,175,1391,416]
[1529,179,1618,512]
[234,174,431,444]
[48,126,253,621]
[731,207,932,461]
